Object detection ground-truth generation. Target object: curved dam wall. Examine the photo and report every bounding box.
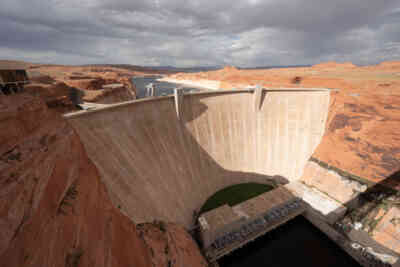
[66,89,330,227]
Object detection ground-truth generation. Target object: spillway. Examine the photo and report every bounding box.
[65,88,330,227]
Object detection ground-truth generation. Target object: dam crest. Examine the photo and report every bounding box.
[65,87,330,228]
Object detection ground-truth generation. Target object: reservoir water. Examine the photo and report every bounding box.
[132,75,205,98]
[219,216,361,267]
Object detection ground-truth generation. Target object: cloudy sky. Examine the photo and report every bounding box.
[1,0,400,67]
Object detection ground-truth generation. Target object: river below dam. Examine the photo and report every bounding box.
[132,75,206,98]
[219,216,361,267]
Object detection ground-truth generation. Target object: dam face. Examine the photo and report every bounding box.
[66,89,330,227]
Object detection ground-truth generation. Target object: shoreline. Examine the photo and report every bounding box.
[157,77,221,90]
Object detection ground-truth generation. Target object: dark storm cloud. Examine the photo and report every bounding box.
[0,0,399,66]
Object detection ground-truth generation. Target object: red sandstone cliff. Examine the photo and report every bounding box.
[0,94,151,266]
[25,67,138,113]
[24,81,81,113]
[80,77,138,104]
[0,94,206,267]
[138,223,208,267]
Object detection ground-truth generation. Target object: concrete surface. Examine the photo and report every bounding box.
[285,181,347,224]
[301,161,367,204]
[65,88,330,227]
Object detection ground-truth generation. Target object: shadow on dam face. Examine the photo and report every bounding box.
[65,89,330,227]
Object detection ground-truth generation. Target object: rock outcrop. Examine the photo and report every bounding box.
[80,77,137,104]
[22,65,144,113]
[138,222,208,267]
[24,81,82,113]
[66,77,108,91]
[0,94,205,267]
[59,72,138,105]
[81,86,135,104]
[0,94,152,266]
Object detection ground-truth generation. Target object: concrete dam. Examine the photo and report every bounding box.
[65,88,330,228]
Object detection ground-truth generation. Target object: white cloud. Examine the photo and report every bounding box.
[0,0,399,66]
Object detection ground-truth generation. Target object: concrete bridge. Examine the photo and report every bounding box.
[65,87,330,228]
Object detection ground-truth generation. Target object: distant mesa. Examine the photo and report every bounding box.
[221,65,239,72]
[377,61,400,69]
[312,61,356,69]
[0,60,36,69]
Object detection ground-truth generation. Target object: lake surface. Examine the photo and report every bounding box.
[219,216,361,267]
[132,75,205,98]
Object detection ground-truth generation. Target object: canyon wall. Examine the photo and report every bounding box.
[0,94,205,267]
